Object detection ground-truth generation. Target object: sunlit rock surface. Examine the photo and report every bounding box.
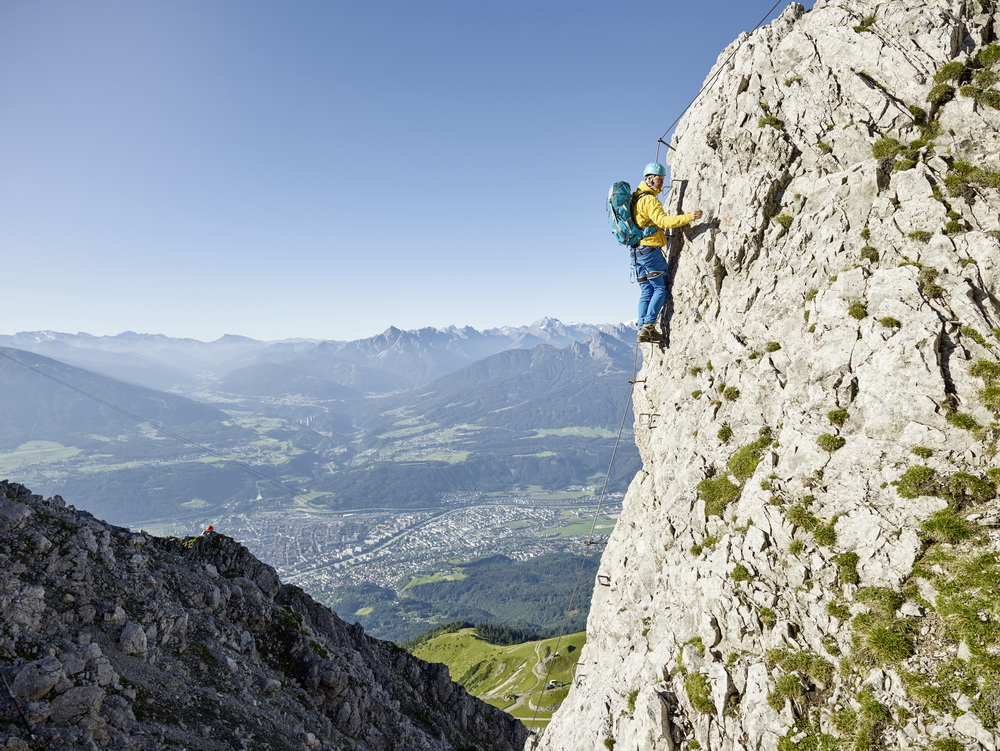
[537,1,1000,749]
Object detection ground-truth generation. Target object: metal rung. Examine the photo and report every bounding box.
[639,413,660,428]
[597,574,612,587]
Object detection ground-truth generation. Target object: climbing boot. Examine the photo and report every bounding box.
[637,324,665,343]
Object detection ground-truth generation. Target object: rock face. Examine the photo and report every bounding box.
[0,481,527,751]
[537,1,1000,749]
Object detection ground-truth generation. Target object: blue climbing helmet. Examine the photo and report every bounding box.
[643,162,667,177]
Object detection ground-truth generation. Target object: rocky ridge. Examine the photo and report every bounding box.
[538,1,1000,750]
[0,480,527,751]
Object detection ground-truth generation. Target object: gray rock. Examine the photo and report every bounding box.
[0,479,526,751]
[11,657,64,700]
[48,686,105,723]
[954,713,998,751]
[118,622,147,657]
[0,497,31,534]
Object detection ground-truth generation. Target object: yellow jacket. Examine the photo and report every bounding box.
[633,181,694,247]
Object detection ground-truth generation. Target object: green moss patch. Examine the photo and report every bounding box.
[828,409,849,428]
[698,429,774,518]
[684,672,715,714]
[698,475,741,518]
[906,545,1000,730]
[817,433,846,452]
[834,552,860,585]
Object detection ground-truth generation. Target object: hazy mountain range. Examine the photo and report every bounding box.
[0,320,640,524]
[0,318,611,393]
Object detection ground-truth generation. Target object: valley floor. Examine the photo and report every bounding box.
[141,489,621,640]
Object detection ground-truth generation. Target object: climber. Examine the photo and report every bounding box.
[632,163,704,343]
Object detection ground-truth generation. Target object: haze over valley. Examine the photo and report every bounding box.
[0,319,633,639]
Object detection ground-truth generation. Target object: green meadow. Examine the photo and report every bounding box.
[411,627,585,729]
[0,441,82,473]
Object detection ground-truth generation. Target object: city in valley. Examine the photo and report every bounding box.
[222,490,621,600]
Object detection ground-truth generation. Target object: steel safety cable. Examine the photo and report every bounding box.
[526,339,643,735]
[583,337,642,544]
[654,0,786,161]
[0,348,308,502]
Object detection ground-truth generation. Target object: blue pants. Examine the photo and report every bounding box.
[632,248,668,326]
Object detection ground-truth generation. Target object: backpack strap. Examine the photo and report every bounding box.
[631,190,657,218]
[631,192,663,244]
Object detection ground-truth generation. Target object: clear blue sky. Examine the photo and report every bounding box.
[0,0,813,342]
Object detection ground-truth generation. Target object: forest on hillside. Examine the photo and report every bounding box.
[329,553,603,642]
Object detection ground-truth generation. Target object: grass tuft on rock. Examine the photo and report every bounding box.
[848,301,868,320]
[895,465,938,498]
[947,411,981,431]
[828,409,849,428]
[698,476,741,518]
[728,431,773,482]
[921,508,975,543]
[684,672,715,715]
[834,552,860,585]
[860,246,879,263]
[731,564,753,582]
[817,433,846,452]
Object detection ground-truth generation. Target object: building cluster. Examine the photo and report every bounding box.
[227,493,622,600]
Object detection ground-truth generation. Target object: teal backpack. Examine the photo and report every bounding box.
[607,182,658,248]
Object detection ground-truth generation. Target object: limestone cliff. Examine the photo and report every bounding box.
[0,481,527,751]
[538,1,1000,749]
